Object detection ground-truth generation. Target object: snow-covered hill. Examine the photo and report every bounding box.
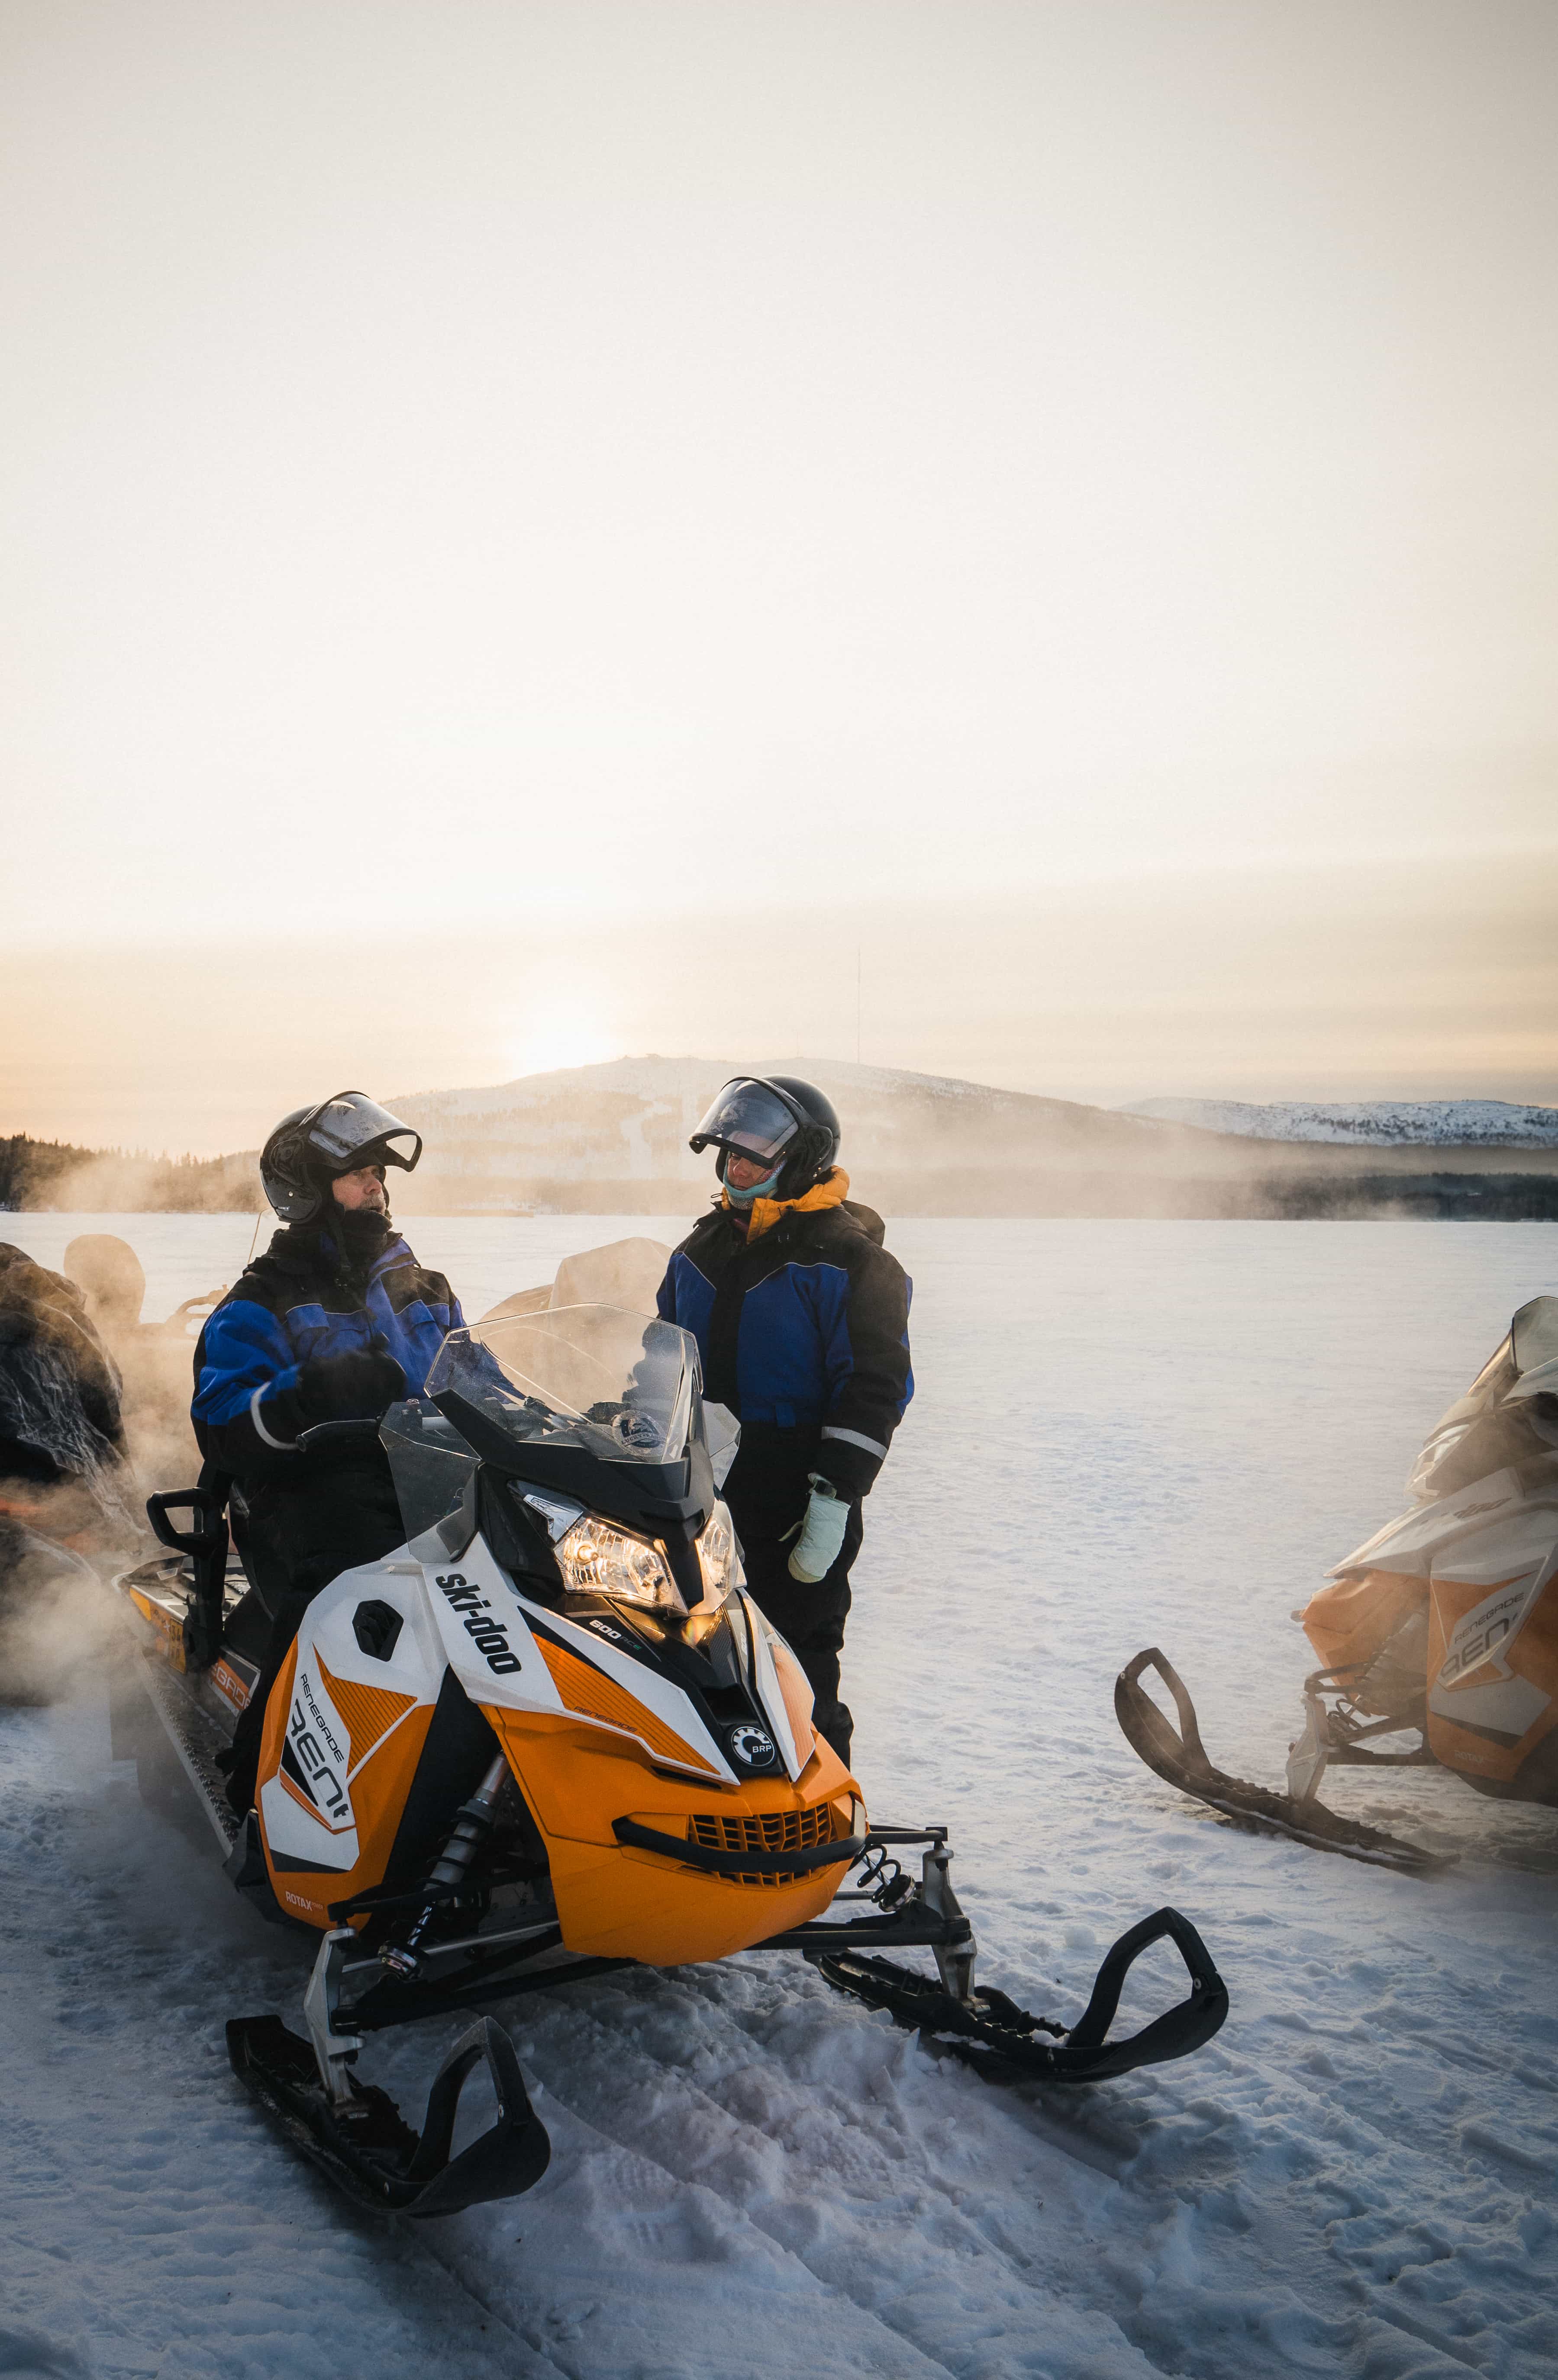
[391,1056,1190,1189]
[1122,1097,1558,1147]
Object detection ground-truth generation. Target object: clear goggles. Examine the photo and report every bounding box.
[688,1079,800,1167]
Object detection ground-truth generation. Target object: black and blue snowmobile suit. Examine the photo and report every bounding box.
[193,1218,464,1807]
[194,1219,463,1588]
[656,1169,912,1762]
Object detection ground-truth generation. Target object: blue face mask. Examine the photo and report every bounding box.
[724,1159,783,1206]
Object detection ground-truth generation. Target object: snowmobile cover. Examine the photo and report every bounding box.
[1299,1298,1558,1796]
[1119,1295,1558,1866]
[1406,1295,1558,1503]
[0,1246,134,1538]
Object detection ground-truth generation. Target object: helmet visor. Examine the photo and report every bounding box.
[688,1079,799,1166]
[306,1092,423,1176]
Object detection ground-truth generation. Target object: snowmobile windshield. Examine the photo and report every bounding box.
[423,1304,699,1467]
[379,1399,480,1540]
[688,1079,799,1166]
[1510,1296,1558,1378]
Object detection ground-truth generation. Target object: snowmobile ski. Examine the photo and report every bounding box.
[1115,1648,1451,1875]
[808,1903,1228,2083]
[226,2007,551,2217]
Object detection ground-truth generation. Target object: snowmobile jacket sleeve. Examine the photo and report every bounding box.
[809,1230,914,1500]
[191,1295,312,1475]
[192,1227,464,1480]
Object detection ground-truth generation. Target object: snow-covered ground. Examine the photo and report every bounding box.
[2,1214,1556,2380]
[1123,1098,1558,1147]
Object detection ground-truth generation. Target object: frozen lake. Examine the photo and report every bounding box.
[2,1214,1555,2378]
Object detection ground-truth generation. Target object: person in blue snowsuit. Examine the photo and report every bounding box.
[658,1076,913,1765]
[193,1091,462,1811]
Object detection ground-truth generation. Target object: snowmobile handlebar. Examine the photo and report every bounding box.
[294,1417,385,1450]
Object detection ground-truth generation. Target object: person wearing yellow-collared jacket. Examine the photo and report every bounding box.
[656,1077,913,1763]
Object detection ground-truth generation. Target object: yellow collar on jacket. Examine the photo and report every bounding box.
[723,1166,851,1241]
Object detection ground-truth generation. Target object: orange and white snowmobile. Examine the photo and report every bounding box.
[1117,1296,1558,1875]
[114,1299,1228,2218]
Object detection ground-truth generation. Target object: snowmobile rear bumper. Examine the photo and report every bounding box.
[1115,1646,1452,1875]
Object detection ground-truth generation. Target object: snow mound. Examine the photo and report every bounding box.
[384,1057,1179,1188]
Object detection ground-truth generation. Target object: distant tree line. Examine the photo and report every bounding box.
[0,1134,261,1213]
[3,1132,1555,1219]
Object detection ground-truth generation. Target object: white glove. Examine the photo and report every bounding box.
[786,1476,850,1582]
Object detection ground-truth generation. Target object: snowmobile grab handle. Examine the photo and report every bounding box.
[144,1487,229,1671]
[145,1486,228,1559]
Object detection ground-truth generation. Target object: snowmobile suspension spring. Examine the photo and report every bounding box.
[427,1753,510,1892]
[395,1755,512,1958]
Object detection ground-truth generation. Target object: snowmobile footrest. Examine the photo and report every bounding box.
[1115,1646,1452,1875]
[226,2012,551,2216]
[810,1904,1228,2084]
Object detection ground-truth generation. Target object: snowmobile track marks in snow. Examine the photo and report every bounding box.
[1115,1649,1452,1876]
[129,1654,241,1852]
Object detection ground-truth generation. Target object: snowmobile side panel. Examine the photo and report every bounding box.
[528,1627,724,1776]
[226,2012,550,2216]
[1299,1570,1428,1691]
[254,1633,444,1924]
[1426,1554,1558,1794]
[1330,1472,1528,1581]
[1115,1648,1451,1874]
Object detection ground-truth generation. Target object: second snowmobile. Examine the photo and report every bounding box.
[114,1295,1229,2216]
[1118,1295,1558,1872]
[1,1241,142,1703]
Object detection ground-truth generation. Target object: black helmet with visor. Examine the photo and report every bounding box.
[688,1076,840,1201]
[260,1091,423,1224]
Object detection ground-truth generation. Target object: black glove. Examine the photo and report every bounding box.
[295,1351,407,1423]
[584,1399,660,1448]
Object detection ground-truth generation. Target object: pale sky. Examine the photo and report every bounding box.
[3,2,1555,1150]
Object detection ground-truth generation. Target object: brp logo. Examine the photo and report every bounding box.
[728,1722,777,1770]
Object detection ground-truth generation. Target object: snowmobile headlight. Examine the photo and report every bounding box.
[695,1499,745,1607]
[556,1516,686,1613]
